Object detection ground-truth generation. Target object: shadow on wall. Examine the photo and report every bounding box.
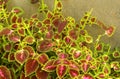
[7,0,120,49]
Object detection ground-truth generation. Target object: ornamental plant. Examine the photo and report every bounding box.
[0,0,119,79]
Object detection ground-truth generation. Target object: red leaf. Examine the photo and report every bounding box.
[56,64,67,78]
[69,29,77,40]
[47,11,53,18]
[3,43,12,52]
[8,53,15,62]
[12,7,23,15]
[23,46,35,57]
[11,15,18,23]
[43,18,50,25]
[58,20,67,33]
[36,21,42,28]
[37,40,53,52]
[69,69,79,78]
[36,68,49,79]
[11,23,18,29]
[95,43,103,51]
[52,18,61,27]
[81,63,89,72]
[37,53,48,65]
[64,36,71,44]
[73,50,81,59]
[69,61,80,71]
[25,58,39,77]
[17,27,25,36]
[23,36,35,44]
[105,26,115,37]
[46,31,53,39]
[58,53,68,59]
[0,66,11,79]
[42,60,56,72]
[98,73,105,78]
[82,74,94,79]
[8,33,20,43]
[20,72,30,79]
[54,59,61,65]
[15,50,29,65]
[0,28,12,36]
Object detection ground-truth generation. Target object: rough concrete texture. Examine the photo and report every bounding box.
[7,0,120,49]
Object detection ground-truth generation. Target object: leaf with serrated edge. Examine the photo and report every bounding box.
[25,58,39,77]
[0,66,11,79]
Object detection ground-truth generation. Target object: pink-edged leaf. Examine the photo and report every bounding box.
[69,69,79,78]
[15,50,29,65]
[3,43,12,52]
[23,46,35,57]
[36,68,49,79]
[37,53,49,65]
[105,26,115,37]
[81,63,89,72]
[82,74,94,79]
[23,36,35,44]
[20,72,30,79]
[69,61,80,71]
[25,58,39,77]
[56,64,67,78]
[42,60,56,72]
[8,33,20,43]
[0,28,12,36]
[12,7,23,15]
[0,66,11,79]
[37,40,53,52]
[17,27,25,36]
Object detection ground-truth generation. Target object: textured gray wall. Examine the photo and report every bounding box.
[7,0,120,49]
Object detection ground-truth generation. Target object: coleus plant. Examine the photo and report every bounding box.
[0,0,119,79]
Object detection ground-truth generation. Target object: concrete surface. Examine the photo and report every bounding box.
[7,0,120,49]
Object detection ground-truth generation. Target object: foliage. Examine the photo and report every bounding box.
[0,0,119,79]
